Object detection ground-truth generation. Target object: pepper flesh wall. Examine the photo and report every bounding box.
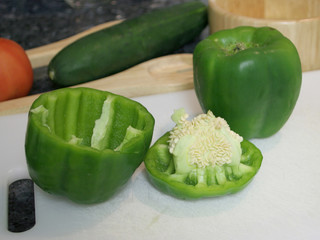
[25,88,155,204]
[144,108,263,199]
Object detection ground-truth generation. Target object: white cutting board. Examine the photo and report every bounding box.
[1,70,320,240]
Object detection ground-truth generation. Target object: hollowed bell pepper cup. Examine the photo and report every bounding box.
[193,26,302,139]
[25,87,155,204]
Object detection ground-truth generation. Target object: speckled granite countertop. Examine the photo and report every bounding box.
[0,0,208,95]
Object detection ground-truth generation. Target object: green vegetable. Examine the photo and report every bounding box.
[25,87,154,204]
[48,1,208,86]
[193,26,302,139]
[144,109,262,199]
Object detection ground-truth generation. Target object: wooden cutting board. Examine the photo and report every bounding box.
[0,20,194,116]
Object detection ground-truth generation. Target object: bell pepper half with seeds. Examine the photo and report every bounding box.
[25,87,155,204]
[144,108,262,199]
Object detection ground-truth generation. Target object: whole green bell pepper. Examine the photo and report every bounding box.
[193,26,302,139]
[25,87,154,204]
[144,109,262,199]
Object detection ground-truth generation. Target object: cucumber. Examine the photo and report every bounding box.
[48,1,208,86]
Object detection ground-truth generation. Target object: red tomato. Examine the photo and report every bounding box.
[0,38,33,102]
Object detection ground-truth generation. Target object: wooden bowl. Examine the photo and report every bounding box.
[208,0,320,72]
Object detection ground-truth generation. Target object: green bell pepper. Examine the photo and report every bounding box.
[193,26,302,139]
[144,109,262,199]
[25,87,154,204]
